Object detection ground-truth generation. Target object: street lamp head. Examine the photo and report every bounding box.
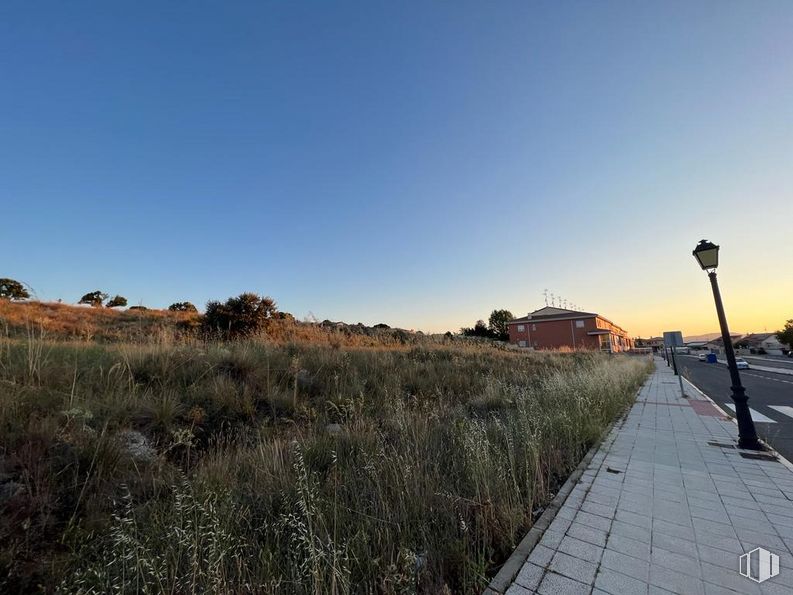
[693,239,719,271]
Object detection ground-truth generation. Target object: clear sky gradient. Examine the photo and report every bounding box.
[2,1,792,336]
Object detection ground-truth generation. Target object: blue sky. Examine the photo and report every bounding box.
[2,1,792,335]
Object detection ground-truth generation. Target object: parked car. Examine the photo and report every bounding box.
[735,358,750,370]
[698,353,707,361]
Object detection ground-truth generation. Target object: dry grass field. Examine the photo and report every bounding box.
[0,300,201,342]
[0,303,651,594]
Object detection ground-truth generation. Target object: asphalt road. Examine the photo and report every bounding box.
[740,354,793,371]
[677,356,793,460]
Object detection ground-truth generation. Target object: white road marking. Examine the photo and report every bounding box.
[744,372,793,385]
[723,404,777,423]
[769,406,793,420]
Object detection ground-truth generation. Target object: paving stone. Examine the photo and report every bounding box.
[704,584,743,595]
[595,567,649,595]
[556,506,577,521]
[606,532,651,561]
[575,509,612,532]
[538,529,564,549]
[557,534,603,564]
[653,518,696,541]
[581,499,617,519]
[735,527,788,551]
[527,543,555,567]
[652,532,697,558]
[694,531,743,554]
[693,517,738,539]
[547,515,572,535]
[759,581,793,595]
[537,571,590,595]
[730,514,777,535]
[505,583,534,595]
[696,543,736,571]
[566,522,608,548]
[651,546,702,579]
[649,564,705,595]
[548,551,597,584]
[600,548,650,582]
[514,562,545,591]
[701,560,762,594]
[616,509,653,529]
[689,505,731,524]
[611,519,652,543]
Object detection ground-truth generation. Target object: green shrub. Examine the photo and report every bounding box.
[203,293,277,338]
[168,301,197,313]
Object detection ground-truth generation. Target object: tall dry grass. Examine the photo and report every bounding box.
[0,300,200,343]
[0,331,651,594]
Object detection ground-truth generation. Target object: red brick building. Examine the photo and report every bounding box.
[507,306,633,352]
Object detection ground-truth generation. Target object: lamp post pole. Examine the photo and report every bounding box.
[707,270,761,450]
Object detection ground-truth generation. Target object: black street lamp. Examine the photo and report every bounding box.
[693,240,762,450]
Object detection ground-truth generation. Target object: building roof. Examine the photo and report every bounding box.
[705,334,743,346]
[508,306,597,324]
[508,306,630,336]
[735,333,780,346]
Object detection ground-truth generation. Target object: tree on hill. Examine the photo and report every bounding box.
[461,320,495,338]
[777,320,793,350]
[78,291,109,308]
[0,278,30,301]
[488,309,514,341]
[106,295,128,308]
[168,301,198,312]
[203,293,278,338]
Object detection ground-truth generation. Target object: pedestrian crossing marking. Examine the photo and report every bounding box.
[769,406,793,420]
[723,404,777,423]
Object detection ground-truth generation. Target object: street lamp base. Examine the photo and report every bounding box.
[737,437,764,451]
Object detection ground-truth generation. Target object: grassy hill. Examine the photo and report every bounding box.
[0,300,199,342]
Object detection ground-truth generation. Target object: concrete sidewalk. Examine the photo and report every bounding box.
[490,358,793,595]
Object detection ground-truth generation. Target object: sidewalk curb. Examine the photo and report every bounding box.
[482,395,634,595]
[682,376,793,474]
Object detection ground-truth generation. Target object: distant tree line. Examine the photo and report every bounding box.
[3,275,484,342]
[78,291,128,308]
[460,309,513,341]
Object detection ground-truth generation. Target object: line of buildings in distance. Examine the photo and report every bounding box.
[506,306,789,356]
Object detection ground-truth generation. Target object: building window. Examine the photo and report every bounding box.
[517,324,525,332]
[575,320,585,328]
[531,324,537,331]
[518,340,527,347]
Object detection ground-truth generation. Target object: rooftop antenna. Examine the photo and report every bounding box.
[543,289,549,306]
[562,298,568,309]
[550,292,556,307]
